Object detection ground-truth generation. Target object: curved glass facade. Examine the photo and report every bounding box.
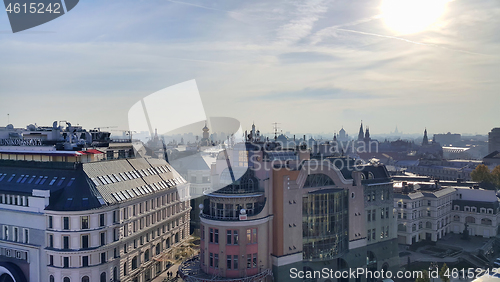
[302,189,348,261]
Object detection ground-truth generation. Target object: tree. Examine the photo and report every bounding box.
[471,164,494,189]
[415,270,430,282]
[439,263,450,282]
[492,165,500,188]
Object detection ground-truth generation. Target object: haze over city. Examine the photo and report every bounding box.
[1,0,499,134]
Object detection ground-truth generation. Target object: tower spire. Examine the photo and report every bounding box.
[422,128,429,146]
[358,120,364,141]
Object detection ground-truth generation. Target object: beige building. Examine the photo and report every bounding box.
[394,181,500,245]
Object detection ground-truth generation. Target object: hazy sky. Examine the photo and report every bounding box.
[0,0,498,136]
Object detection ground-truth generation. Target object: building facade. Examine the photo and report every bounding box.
[0,122,191,282]
[179,136,400,282]
[394,180,500,245]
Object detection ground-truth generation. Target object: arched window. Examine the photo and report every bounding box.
[132,256,138,269]
[100,272,106,282]
[453,215,460,222]
[156,243,161,255]
[368,172,374,179]
[144,249,150,262]
[82,276,89,282]
[481,218,492,225]
[63,278,70,282]
[466,216,475,223]
[49,275,55,282]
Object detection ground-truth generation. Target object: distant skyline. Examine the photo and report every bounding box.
[0,0,499,134]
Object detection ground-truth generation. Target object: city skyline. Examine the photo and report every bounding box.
[0,0,499,134]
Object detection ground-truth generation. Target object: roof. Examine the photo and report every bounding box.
[0,157,184,211]
[484,151,500,159]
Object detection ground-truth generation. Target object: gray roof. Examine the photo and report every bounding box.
[0,158,185,211]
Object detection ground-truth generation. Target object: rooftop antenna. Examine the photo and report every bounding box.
[7,113,9,124]
[272,122,280,141]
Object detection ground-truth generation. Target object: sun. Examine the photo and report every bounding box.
[381,0,448,34]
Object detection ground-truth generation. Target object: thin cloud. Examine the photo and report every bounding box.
[333,28,489,56]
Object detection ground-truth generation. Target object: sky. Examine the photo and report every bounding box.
[0,0,499,137]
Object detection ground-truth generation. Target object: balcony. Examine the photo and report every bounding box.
[178,255,272,282]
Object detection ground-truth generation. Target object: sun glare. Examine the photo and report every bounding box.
[381,0,448,34]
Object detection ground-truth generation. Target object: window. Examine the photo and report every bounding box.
[63,217,69,230]
[82,276,89,282]
[227,230,232,245]
[100,272,106,282]
[367,229,371,241]
[227,255,232,269]
[48,216,53,229]
[49,255,53,266]
[210,253,213,267]
[247,229,251,243]
[233,255,238,269]
[247,254,252,268]
[48,234,54,248]
[132,256,138,269]
[233,230,239,245]
[63,257,69,268]
[49,275,54,282]
[81,235,89,249]
[81,216,89,230]
[13,227,18,242]
[209,228,213,243]
[63,236,69,249]
[100,214,105,226]
[367,210,371,222]
[214,254,219,268]
[214,229,219,244]
[372,229,375,240]
[63,278,70,282]
[100,252,106,264]
[372,209,376,221]
[100,232,106,246]
[144,249,150,262]
[82,256,89,267]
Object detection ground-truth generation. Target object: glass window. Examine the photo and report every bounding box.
[63,217,69,230]
[233,255,238,269]
[99,214,105,227]
[227,230,232,245]
[247,254,251,268]
[233,230,239,245]
[81,216,89,230]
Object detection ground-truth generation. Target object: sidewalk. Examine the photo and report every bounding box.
[152,263,182,282]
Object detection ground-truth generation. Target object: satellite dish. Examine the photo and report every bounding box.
[199,204,204,210]
[240,209,246,215]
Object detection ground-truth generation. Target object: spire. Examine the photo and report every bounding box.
[422,128,429,146]
[365,126,370,140]
[358,120,364,141]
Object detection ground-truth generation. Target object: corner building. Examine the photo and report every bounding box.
[179,140,399,282]
[0,157,190,282]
